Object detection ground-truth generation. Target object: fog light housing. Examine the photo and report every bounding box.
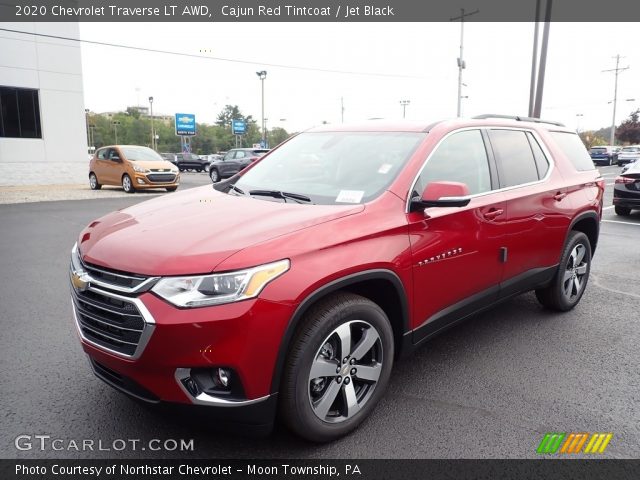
[137,178,145,185]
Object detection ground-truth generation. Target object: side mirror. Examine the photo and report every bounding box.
[410,181,471,211]
[111,155,121,162]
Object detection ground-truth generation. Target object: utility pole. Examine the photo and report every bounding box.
[532,0,552,118]
[148,96,155,150]
[256,71,267,147]
[399,100,410,119]
[528,0,541,117]
[451,8,478,117]
[603,55,629,147]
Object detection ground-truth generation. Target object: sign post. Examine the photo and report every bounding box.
[175,113,196,153]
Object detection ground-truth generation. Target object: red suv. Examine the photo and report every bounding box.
[70,116,603,442]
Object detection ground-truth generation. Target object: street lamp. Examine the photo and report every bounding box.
[576,113,584,133]
[399,100,410,119]
[148,96,155,150]
[84,108,91,147]
[256,70,267,147]
[112,121,121,144]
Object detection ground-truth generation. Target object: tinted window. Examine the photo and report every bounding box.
[0,86,41,138]
[414,129,491,197]
[489,130,539,187]
[526,132,550,178]
[549,132,595,171]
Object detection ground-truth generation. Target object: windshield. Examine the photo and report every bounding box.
[121,147,164,162]
[590,148,606,153]
[621,147,639,152]
[233,131,425,205]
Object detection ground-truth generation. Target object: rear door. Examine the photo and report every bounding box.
[408,129,507,342]
[93,148,110,184]
[486,128,570,295]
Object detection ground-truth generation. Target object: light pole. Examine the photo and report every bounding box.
[399,100,410,119]
[451,8,478,117]
[576,113,583,133]
[256,70,267,147]
[112,121,120,144]
[148,96,155,150]
[84,108,91,147]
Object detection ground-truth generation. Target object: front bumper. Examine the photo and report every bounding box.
[133,172,180,189]
[71,280,295,426]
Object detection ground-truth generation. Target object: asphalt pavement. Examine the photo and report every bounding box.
[0,166,638,459]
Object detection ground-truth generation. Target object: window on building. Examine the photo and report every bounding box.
[0,86,42,139]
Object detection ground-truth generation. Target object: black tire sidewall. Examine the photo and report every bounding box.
[283,295,394,442]
[552,231,592,311]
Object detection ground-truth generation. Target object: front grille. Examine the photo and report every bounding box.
[146,173,177,183]
[72,287,146,356]
[81,260,149,290]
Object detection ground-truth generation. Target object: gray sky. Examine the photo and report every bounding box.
[79,22,640,134]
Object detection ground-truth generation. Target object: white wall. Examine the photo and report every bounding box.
[0,22,88,185]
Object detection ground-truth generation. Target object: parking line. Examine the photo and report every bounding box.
[603,206,614,210]
[602,219,640,226]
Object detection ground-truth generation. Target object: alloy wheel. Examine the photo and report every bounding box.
[562,244,588,301]
[308,320,383,423]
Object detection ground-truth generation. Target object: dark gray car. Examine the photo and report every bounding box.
[208,148,270,182]
[175,152,209,172]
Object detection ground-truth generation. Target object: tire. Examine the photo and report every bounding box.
[166,186,178,192]
[535,231,591,312]
[196,168,202,173]
[615,206,631,216]
[89,173,101,190]
[209,168,220,183]
[122,174,135,193]
[280,293,394,442]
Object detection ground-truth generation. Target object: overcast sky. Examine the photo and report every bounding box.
[79,22,640,134]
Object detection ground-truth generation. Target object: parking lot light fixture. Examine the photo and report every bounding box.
[400,100,410,119]
[149,96,155,150]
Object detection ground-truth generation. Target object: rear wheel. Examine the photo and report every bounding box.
[280,293,393,442]
[89,173,101,190]
[615,206,631,216]
[535,231,591,311]
[122,174,135,193]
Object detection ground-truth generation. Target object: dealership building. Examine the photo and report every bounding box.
[0,23,87,186]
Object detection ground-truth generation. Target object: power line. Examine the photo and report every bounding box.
[0,27,427,80]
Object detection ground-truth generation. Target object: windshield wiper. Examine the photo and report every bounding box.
[249,189,312,203]
[229,184,245,195]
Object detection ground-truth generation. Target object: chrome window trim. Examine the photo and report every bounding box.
[405,126,555,213]
[174,368,271,407]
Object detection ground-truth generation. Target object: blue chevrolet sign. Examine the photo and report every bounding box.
[175,113,196,136]
[232,119,247,135]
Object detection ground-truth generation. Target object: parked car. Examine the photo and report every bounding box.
[88,145,180,193]
[613,160,640,215]
[175,152,209,172]
[616,146,640,166]
[208,148,270,182]
[589,145,617,166]
[620,159,638,174]
[71,116,602,442]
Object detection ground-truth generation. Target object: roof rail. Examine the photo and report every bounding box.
[472,114,565,127]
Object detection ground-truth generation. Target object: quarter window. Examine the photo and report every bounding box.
[414,129,491,197]
[0,86,42,138]
[488,129,540,187]
[549,131,595,172]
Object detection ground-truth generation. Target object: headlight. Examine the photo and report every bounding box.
[151,259,290,308]
[133,165,149,173]
[171,168,179,174]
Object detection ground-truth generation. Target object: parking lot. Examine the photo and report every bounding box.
[0,165,638,459]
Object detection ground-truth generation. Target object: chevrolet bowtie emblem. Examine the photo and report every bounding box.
[71,271,90,292]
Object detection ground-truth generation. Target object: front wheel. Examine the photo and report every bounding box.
[166,186,178,192]
[209,168,220,183]
[280,293,394,442]
[535,231,591,311]
[122,174,135,193]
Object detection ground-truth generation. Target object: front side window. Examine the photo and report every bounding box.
[0,86,42,138]
[96,148,108,160]
[234,131,425,205]
[489,129,540,187]
[414,129,492,198]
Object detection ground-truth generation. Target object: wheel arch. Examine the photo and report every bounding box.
[270,269,410,394]
[568,211,599,256]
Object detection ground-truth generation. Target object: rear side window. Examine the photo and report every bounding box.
[488,129,539,187]
[550,132,595,171]
[526,132,550,179]
[415,129,492,196]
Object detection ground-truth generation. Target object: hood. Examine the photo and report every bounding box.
[132,160,177,170]
[78,186,363,276]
